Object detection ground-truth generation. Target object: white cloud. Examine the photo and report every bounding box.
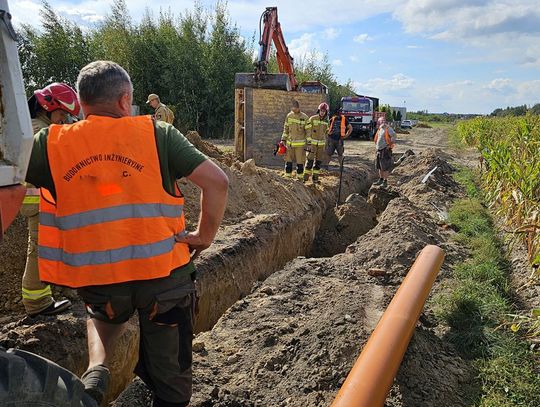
[484,78,514,92]
[288,33,323,62]
[358,73,415,94]
[394,1,540,67]
[406,45,422,49]
[324,28,340,40]
[353,33,372,43]
[350,55,359,62]
[333,59,343,66]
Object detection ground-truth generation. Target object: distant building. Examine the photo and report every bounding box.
[391,106,406,120]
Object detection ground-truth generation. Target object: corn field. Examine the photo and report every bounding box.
[456,115,540,267]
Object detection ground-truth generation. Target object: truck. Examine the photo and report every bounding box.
[0,1,34,241]
[339,95,385,140]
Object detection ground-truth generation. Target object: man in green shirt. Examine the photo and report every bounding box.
[26,60,229,407]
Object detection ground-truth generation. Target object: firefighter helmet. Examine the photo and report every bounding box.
[318,102,329,112]
[34,83,80,116]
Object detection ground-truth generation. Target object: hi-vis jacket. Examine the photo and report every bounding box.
[38,115,191,288]
[306,114,329,146]
[374,126,396,150]
[282,111,309,147]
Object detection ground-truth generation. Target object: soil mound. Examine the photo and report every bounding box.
[311,193,377,257]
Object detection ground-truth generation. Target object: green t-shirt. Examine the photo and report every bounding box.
[25,118,207,277]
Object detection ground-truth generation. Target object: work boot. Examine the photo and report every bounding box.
[303,173,310,182]
[312,175,320,184]
[81,364,111,405]
[373,178,383,186]
[28,299,72,317]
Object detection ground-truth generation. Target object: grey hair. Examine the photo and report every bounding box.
[77,61,133,105]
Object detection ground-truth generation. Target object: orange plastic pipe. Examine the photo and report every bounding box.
[331,245,445,407]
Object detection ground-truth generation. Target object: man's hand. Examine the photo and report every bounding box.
[182,160,229,260]
[175,231,211,260]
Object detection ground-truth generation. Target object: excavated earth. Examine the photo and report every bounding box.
[0,131,373,404]
[4,127,531,406]
[113,141,480,406]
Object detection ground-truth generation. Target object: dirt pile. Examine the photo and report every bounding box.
[0,304,139,405]
[311,193,377,257]
[0,136,374,404]
[115,149,474,406]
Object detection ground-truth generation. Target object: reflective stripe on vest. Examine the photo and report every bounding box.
[329,115,346,138]
[38,115,191,288]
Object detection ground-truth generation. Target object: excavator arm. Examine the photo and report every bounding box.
[235,7,296,91]
[254,7,298,90]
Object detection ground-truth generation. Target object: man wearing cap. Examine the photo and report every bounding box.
[147,93,175,124]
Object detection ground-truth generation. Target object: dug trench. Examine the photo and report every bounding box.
[0,133,376,404]
[113,148,479,406]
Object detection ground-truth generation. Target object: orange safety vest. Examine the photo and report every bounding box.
[328,115,346,138]
[374,127,395,149]
[38,115,191,288]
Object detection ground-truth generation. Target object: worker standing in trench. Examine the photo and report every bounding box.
[304,102,329,183]
[20,83,80,317]
[25,61,229,407]
[326,108,353,166]
[281,99,309,180]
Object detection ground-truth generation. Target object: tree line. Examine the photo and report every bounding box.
[490,104,540,117]
[18,0,356,138]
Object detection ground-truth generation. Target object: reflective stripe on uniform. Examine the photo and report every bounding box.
[312,169,320,174]
[287,118,306,125]
[39,203,184,231]
[22,285,52,300]
[305,123,313,129]
[312,119,328,126]
[287,140,306,147]
[39,235,181,267]
[23,196,40,204]
[311,139,326,146]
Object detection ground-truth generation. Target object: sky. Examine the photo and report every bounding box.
[8,0,540,114]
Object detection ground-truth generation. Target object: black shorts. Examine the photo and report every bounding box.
[78,273,196,405]
[376,147,393,171]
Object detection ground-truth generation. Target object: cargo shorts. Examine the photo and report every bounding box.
[376,147,393,172]
[78,273,197,405]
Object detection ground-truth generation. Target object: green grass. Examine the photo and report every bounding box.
[424,121,455,128]
[431,167,540,406]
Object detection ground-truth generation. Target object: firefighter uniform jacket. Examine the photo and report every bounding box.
[305,114,329,146]
[281,111,309,147]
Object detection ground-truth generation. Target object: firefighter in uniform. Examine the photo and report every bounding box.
[281,100,309,180]
[304,102,329,183]
[147,93,175,124]
[21,83,80,316]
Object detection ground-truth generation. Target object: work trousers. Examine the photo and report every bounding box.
[20,203,54,314]
[284,145,306,179]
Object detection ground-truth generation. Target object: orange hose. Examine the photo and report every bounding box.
[331,245,445,407]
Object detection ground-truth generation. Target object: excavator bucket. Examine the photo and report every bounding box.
[234,73,291,91]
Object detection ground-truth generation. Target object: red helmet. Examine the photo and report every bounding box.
[277,141,287,155]
[34,83,80,116]
[318,102,329,111]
